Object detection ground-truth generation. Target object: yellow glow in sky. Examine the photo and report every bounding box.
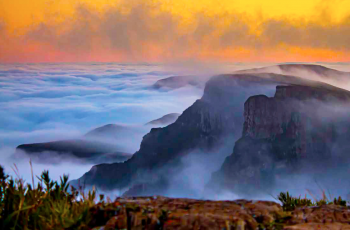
[0,0,350,62]
[1,0,348,30]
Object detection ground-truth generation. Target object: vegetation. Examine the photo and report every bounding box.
[278,191,347,211]
[1,162,349,229]
[0,164,100,229]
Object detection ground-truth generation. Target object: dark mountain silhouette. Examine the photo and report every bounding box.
[15,113,183,164]
[16,140,131,164]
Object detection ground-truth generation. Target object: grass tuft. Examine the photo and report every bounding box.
[278,191,347,211]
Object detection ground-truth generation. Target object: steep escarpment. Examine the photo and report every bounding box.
[209,85,350,196]
[75,72,344,195]
[74,98,238,191]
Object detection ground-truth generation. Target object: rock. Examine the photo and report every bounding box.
[104,216,127,230]
[87,197,350,230]
[112,197,282,229]
[284,223,350,230]
[289,205,350,225]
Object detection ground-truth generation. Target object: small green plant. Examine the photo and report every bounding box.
[278,192,314,211]
[332,196,347,206]
[278,191,347,211]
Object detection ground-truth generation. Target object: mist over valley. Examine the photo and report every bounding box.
[2,62,350,202]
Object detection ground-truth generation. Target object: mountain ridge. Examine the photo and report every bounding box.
[72,69,349,195]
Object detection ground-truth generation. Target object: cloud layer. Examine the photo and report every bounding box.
[1,0,350,62]
[0,63,207,182]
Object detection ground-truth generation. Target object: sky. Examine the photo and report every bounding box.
[1,0,350,63]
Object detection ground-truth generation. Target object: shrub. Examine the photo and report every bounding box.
[278,191,347,211]
[0,164,97,229]
[277,192,314,211]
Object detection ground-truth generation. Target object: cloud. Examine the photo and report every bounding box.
[261,17,350,50]
[0,146,94,184]
[0,62,211,184]
[2,61,350,198]
[1,0,350,62]
[0,63,205,145]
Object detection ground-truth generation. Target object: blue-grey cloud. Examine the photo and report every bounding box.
[0,63,209,181]
[2,62,349,183]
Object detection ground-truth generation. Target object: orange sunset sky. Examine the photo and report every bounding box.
[0,0,350,63]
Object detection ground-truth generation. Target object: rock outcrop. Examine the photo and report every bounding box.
[89,196,350,230]
[209,84,350,196]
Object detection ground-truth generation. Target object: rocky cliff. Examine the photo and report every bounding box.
[74,72,338,195]
[209,84,350,196]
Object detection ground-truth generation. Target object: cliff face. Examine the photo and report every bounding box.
[75,72,350,195]
[74,94,242,191]
[209,85,350,196]
[74,73,293,192]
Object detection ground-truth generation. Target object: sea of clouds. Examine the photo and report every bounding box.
[1,62,349,190]
[0,62,263,183]
[0,63,207,182]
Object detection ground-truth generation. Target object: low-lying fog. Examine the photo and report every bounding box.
[1,62,350,201]
[0,62,246,182]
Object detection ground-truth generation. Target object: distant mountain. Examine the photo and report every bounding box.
[16,113,183,164]
[85,124,135,139]
[16,140,131,164]
[145,113,180,126]
[73,71,343,194]
[15,124,137,164]
[152,76,204,90]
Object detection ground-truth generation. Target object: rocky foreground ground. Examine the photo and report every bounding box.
[88,196,350,230]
